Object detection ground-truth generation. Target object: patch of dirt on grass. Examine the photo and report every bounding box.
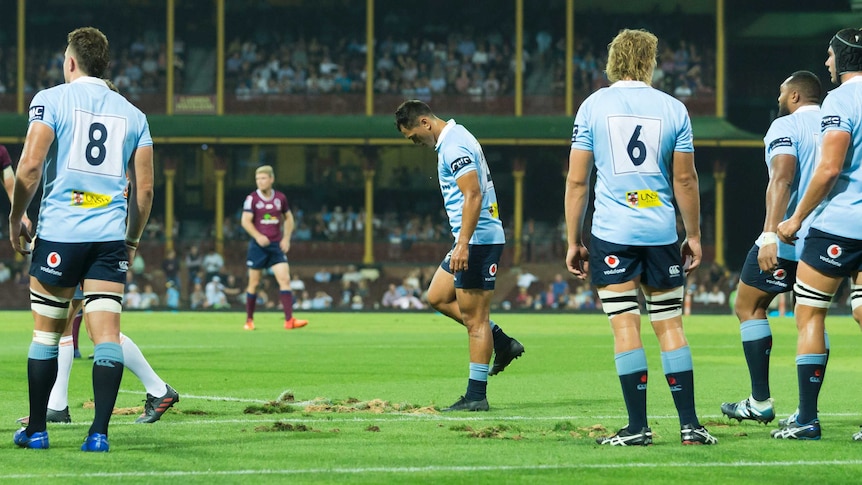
[450,424,520,439]
[254,422,318,433]
[244,400,298,415]
[300,397,439,414]
[83,401,142,416]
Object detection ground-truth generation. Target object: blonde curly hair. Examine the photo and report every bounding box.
[605,29,657,84]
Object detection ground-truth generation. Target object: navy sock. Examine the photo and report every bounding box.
[465,363,489,401]
[25,343,59,434]
[89,343,124,436]
[662,346,699,428]
[796,353,827,424]
[615,348,648,432]
[740,319,772,401]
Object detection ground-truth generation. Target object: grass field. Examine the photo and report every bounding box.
[1,310,862,484]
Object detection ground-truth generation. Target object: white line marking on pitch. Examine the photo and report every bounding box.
[6,460,862,479]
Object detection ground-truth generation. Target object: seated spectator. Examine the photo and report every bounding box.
[290,272,306,292]
[342,264,364,284]
[706,284,726,306]
[162,249,180,288]
[535,283,557,309]
[515,287,533,309]
[185,245,203,288]
[222,274,242,301]
[205,276,229,309]
[190,282,206,310]
[139,284,160,309]
[255,287,274,309]
[0,261,11,283]
[203,248,225,282]
[311,290,333,309]
[124,284,142,309]
[314,268,332,283]
[571,283,596,310]
[165,280,180,310]
[551,274,570,302]
[381,283,400,308]
[350,294,364,310]
[392,293,425,310]
[692,284,710,305]
[516,270,538,289]
[298,290,313,310]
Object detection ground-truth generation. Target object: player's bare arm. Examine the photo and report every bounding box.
[126,145,154,258]
[564,148,593,279]
[280,210,295,253]
[241,211,270,247]
[671,150,702,273]
[758,154,796,270]
[452,170,482,273]
[9,122,54,254]
[778,130,849,243]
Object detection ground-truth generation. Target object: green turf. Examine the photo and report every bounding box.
[1,310,861,484]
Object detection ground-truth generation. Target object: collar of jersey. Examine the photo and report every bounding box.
[841,75,862,85]
[795,105,820,113]
[435,119,456,151]
[70,76,108,88]
[256,189,275,201]
[610,80,650,88]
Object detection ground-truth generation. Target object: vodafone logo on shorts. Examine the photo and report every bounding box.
[47,252,62,268]
[489,263,498,276]
[772,268,786,280]
[827,244,843,259]
[604,255,620,268]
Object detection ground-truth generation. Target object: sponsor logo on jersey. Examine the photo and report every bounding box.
[625,190,661,208]
[119,261,129,272]
[773,268,787,280]
[29,105,45,121]
[571,124,579,142]
[487,202,499,219]
[768,137,792,150]
[71,190,111,208]
[489,263,498,276]
[450,156,472,173]
[255,201,264,209]
[274,198,282,210]
[604,255,620,268]
[821,116,841,128]
[265,204,273,209]
[260,213,280,225]
[669,265,681,276]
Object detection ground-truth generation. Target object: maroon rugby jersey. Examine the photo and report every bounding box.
[0,145,11,171]
[243,189,290,243]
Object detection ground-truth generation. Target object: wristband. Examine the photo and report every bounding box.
[125,237,140,247]
[756,232,778,247]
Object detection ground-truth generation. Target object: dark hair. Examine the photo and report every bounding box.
[67,27,110,78]
[394,99,434,131]
[787,70,822,104]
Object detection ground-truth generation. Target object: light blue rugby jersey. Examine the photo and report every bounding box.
[435,119,505,245]
[810,76,862,239]
[28,76,152,243]
[571,81,693,246]
[762,105,821,261]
